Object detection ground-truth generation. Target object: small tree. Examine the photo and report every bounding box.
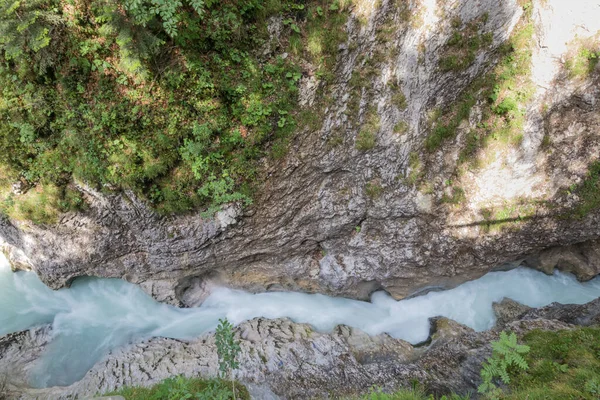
[478,330,530,399]
[215,318,241,400]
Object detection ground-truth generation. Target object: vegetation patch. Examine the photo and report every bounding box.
[347,327,600,399]
[111,327,600,400]
[570,161,600,219]
[365,179,383,199]
[405,152,422,185]
[0,165,86,224]
[564,34,600,80]
[441,186,466,205]
[438,14,494,72]
[394,121,409,135]
[0,0,350,221]
[356,129,377,151]
[479,198,538,232]
[388,80,407,110]
[300,0,351,83]
[478,331,530,399]
[505,327,600,399]
[426,3,535,158]
[110,376,249,400]
[355,107,380,151]
[347,387,469,400]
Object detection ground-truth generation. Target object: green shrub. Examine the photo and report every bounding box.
[566,45,600,79]
[216,318,241,399]
[0,0,350,221]
[493,97,518,115]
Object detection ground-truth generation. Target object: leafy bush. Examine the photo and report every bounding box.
[493,97,518,115]
[566,45,600,79]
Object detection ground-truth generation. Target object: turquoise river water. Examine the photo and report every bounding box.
[1,255,600,388]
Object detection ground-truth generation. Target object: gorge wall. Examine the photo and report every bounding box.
[1,0,600,307]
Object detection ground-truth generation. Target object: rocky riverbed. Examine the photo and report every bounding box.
[1,297,599,399]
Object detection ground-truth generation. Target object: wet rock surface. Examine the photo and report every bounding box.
[0,298,598,399]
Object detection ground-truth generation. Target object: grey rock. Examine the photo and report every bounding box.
[2,297,597,399]
[493,298,532,328]
[518,297,600,326]
[429,317,475,345]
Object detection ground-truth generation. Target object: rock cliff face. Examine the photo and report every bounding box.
[2,298,600,399]
[1,0,600,307]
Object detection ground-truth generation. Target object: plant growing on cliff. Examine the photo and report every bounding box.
[0,0,353,222]
[216,318,241,399]
[478,331,530,399]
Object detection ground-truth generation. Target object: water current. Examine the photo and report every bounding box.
[1,255,599,387]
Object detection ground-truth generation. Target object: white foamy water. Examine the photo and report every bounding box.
[1,255,599,388]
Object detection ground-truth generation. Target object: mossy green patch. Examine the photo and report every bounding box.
[109,376,250,400]
[405,151,422,185]
[571,161,600,219]
[365,180,383,199]
[355,107,380,151]
[505,327,600,400]
[441,186,466,205]
[438,15,494,72]
[426,3,535,160]
[565,34,600,80]
[478,198,539,232]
